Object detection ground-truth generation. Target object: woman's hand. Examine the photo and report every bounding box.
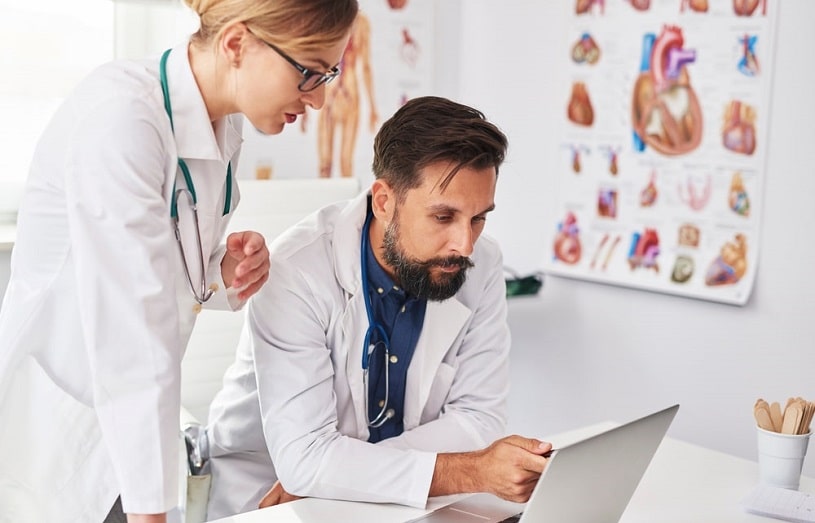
[221,231,270,301]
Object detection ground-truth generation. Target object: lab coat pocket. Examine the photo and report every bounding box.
[419,361,456,425]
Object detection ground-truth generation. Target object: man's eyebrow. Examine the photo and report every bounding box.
[427,203,496,215]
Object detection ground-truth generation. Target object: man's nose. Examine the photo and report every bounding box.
[449,222,475,258]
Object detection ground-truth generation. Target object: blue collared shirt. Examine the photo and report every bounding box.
[364,223,428,443]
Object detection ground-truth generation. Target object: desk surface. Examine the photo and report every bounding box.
[210,422,812,522]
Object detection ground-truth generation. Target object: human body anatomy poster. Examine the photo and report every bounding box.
[545,0,777,305]
[236,0,434,183]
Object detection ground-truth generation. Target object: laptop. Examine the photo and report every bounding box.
[410,404,679,523]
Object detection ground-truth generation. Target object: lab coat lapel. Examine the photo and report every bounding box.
[334,192,370,438]
[341,293,370,439]
[165,42,221,162]
[403,297,472,429]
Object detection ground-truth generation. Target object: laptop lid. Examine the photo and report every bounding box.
[409,404,679,523]
[519,403,679,522]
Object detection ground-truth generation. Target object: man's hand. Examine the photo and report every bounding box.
[220,231,270,301]
[430,435,552,503]
[258,481,303,509]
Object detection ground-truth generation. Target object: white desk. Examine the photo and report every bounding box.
[210,423,814,522]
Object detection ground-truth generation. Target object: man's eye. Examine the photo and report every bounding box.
[434,215,452,222]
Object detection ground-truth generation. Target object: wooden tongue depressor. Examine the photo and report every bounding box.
[770,402,783,433]
[782,402,804,435]
[799,401,815,435]
[754,401,776,432]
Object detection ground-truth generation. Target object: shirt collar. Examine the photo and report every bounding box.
[165,42,242,162]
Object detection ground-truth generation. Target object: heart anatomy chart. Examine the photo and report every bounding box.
[546,0,777,305]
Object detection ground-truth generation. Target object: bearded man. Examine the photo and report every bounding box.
[205,96,552,520]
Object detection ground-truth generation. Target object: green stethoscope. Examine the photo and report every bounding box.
[160,48,232,304]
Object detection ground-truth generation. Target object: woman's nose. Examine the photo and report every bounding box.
[302,84,327,110]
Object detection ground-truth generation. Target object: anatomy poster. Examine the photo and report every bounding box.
[546,0,777,305]
[236,0,435,183]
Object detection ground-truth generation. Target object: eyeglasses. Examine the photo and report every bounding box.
[251,31,341,92]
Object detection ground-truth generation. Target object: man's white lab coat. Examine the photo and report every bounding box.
[207,191,510,519]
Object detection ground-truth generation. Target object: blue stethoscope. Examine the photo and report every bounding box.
[360,210,396,428]
[160,49,232,305]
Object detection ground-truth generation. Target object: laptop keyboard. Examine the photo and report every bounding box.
[497,512,523,523]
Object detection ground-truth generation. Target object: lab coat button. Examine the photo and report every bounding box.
[209,283,219,293]
[389,355,398,364]
[192,303,202,314]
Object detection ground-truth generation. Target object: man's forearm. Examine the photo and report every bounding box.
[428,451,482,497]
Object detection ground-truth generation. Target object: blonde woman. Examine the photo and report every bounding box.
[0,1,357,522]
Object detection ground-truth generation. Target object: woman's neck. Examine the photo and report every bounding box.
[187,42,234,122]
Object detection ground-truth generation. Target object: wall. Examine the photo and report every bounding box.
[458,1,815,475]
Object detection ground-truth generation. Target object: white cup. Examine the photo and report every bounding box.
[757,427,811,490]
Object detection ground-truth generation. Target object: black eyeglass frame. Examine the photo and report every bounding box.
[250,31,341,92]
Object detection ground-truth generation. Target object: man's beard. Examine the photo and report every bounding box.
[381,214,474,301]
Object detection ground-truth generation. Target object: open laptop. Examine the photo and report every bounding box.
[411,404,679,523]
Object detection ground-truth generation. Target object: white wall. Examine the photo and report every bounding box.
[457,1,815,475]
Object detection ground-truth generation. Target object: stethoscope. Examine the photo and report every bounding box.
[160,49,232,305]
[360,209,396,428]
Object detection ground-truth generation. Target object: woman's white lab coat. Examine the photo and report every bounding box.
[206,192,510,519]
[0,43,243,522]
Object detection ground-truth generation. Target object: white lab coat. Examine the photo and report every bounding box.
[206,192,510,520]
[0,42,243,522]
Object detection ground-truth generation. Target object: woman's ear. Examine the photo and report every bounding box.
[370,179,395,223]
[219,22,250,67]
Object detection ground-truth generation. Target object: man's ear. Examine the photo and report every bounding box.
[370,179,396,223]
[219,22,250,67]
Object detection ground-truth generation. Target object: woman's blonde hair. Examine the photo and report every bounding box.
[184,0,358,52]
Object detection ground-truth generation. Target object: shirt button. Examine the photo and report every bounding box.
[378,399,385,408]
[393,285,400,291]
[401,305,406,313]
[389,355,398,364]
[192,303,202,314]
[377,287,384,294]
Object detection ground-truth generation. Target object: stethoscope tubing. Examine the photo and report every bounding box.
[160,48,232,305]
[360,209,395,427]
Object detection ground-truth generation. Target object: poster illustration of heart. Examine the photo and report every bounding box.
[546,0,776,305]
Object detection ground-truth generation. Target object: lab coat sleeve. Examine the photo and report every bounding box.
[65,95,181,514]
[378,244,510,453]
[250,257,436,508]
[202,243,245,311]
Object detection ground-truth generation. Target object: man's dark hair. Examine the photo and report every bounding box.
[371,96,508,200]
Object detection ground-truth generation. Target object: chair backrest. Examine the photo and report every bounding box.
[180,178,361,424]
